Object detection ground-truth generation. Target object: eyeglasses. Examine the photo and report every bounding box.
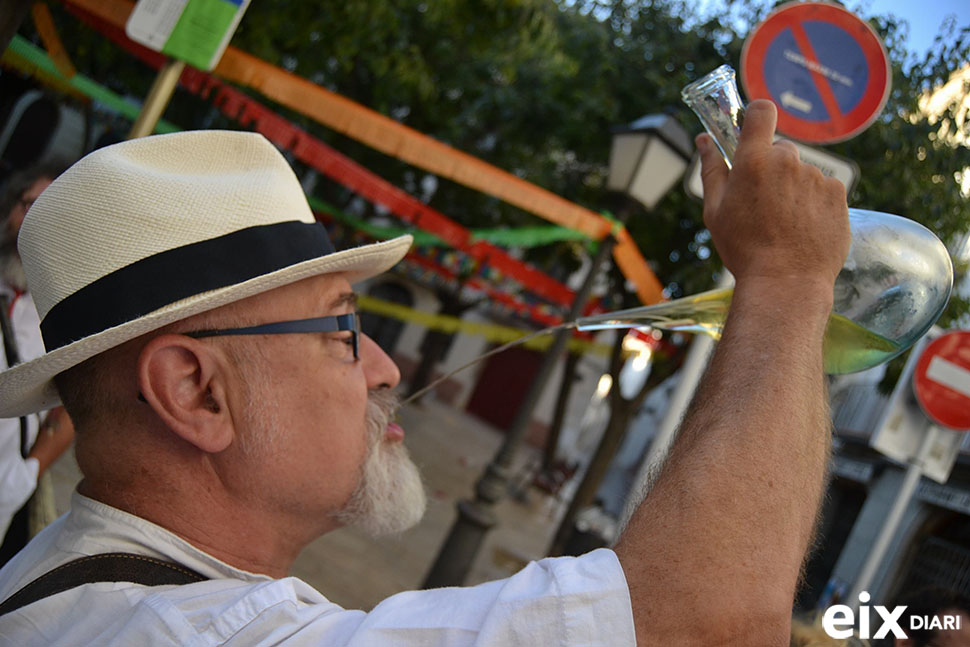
[184,312,360,360]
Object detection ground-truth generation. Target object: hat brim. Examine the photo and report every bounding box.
[0,235,412,417]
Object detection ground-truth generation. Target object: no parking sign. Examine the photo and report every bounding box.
[741,2,891,143]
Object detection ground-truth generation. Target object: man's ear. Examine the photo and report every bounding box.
[137,334,234,453]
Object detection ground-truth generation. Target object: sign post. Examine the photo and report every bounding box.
[849,424,942,608]
[850,330,970,607]
[740,1,891,144]
[128,60,186,139]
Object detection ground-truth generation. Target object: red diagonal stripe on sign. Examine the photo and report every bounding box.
[787,20,847,135]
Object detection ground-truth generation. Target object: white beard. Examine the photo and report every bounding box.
[334,389,426,536]
[236,362,426,538]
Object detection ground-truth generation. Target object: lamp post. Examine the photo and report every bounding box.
[422,113,692,589]
[548,114,694,555]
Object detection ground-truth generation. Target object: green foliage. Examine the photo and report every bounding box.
[832,16,970,252]
[14,0,970,329]
[823,13,970,391]
[229,0,756,301]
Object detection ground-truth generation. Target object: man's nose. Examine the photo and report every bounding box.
[359,332,401,390]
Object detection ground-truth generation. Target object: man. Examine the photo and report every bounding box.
[0,99,848,646]
[0,163,75,565]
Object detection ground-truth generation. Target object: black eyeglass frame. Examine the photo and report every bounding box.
[183,312,360,359]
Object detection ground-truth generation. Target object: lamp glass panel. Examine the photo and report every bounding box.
[629,139,690,210]
[607,133,646,192]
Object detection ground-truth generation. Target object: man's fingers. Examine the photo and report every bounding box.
[735,99,778,154]
[697,134,727,214]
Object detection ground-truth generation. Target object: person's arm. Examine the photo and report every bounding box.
[613,100,849,646]
[28,406,75,475]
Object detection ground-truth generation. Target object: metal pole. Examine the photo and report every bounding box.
[847,424,940,608]
[627,272,734,500]
[423,216,625,589]
[128,59,186,139]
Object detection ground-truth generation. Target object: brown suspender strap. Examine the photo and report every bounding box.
[0,552,208,617]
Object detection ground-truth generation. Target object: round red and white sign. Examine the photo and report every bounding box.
[913,331,970,431]
[741,1,891,143]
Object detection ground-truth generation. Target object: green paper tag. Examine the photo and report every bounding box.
[162,0,239,69]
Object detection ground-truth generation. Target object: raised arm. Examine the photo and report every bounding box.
[613,100,849,646]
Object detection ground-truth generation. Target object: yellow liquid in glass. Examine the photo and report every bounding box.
[821,311,902,374]
[584,288,901,375]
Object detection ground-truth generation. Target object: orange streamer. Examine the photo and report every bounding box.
[64,0,664,305]
[32,2,76,79]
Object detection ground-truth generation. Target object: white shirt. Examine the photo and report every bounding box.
[0,493,636,646]
[0,287,44,538]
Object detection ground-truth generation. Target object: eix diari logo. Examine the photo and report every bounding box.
[822,591,964,640]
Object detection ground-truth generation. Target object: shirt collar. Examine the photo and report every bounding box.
[62,492,274,583]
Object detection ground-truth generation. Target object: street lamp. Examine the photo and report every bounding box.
[546,114,692,556]
[607,113,693,211]
[422,113,692,589]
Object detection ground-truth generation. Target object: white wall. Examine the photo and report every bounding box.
[358,275,612,438]
[439,308,491,410]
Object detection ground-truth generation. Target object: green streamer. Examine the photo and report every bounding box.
[7,36,589,249]
[309,196,590,248]
[6,35,180,134]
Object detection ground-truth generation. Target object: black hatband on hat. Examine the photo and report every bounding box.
[40,221,335,351]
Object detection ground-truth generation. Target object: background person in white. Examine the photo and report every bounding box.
[0,100,847,646]
[0,163,74,564]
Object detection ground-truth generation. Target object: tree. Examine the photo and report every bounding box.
[827,12,970,389]
[18,1,968,298]
[551,0,969,542]
[12,0,969,466]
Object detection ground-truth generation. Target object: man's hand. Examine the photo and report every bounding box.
[698,99,850,294]
[28,406,74,475]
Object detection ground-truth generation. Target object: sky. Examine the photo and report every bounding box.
[857,0,969,58]
[695,0,970,60]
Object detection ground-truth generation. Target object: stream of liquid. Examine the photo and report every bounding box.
[403,287,907,405]
[576,288,902,374]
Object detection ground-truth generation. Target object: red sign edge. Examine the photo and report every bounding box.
[913,331,970,431]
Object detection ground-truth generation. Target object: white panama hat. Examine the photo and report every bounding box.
[0,130,411,417]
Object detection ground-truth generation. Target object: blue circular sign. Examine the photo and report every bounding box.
[741,2,891,143]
